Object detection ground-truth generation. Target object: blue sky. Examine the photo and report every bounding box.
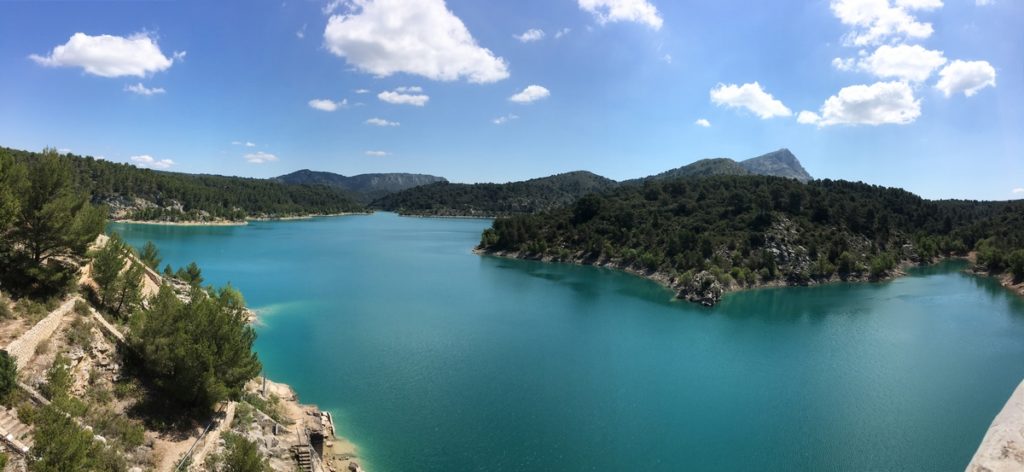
[0,0,1020,200]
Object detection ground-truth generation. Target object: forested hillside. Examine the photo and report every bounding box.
[1,147,365,222]
[373,171,618,217]
[479,175,1024,305]
[274,169,446,203]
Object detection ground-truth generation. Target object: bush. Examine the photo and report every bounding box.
[220,432,270,472]
[66,317,93,350]
[34,339,50,356]
[73,299,91,316]
[0,351,17,404]
[28,406,126,472]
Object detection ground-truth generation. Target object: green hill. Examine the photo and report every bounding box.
[0,147,365,222]
[372,171,619,217]
[478,174,1024,305]
[273,169,447,203]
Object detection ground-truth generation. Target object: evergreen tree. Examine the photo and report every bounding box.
[11,148,105,264]
[92,234,128,306]
[139,241,161,270]
[130,285,261,413]
[109,262,144,320]
[176,262,203,286]
[28,406,126,472]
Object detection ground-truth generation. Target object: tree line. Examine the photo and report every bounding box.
[1,147,364,222]
[479,175,1024,290]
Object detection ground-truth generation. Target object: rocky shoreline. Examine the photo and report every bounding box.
[111,212,368,227]
[475,247,910,306]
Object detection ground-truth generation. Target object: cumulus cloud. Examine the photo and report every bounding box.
[509,85,550,103]
[493,114,519,125]
[935,60,996,97]
[710,82,792,119]
[131,155,174,169]
[378,89,429,106]
[856,44,946,82]
[124,82,166,96]
[308,98,348,111]
[354,88,370,94]
[323,0,509,83]
[799,81,921,127]
[365,150,389,157]
[515,29,545,42]
[694,118,711,127]
[832,57,856,71]
[30,32,182,78]
[829,0,939,46]
[244,152,279,164]
[554,28,572,39]
[366,117,400,127]
[578,0,663,30]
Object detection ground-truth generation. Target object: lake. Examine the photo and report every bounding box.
[110,213,1024,471]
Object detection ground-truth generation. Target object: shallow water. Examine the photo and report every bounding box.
[111,213,1024,471]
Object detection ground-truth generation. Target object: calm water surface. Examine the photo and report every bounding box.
[111,213,1024,471]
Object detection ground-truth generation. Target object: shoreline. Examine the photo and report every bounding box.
[111,212,369,227]
[473,248,1007,306]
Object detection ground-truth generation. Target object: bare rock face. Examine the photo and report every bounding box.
[967,380,1024,472]
[679,271,724,306]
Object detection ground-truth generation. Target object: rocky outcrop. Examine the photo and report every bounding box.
[679,271,724,306]
[967,379,1024,472]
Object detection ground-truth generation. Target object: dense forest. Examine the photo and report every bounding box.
[479,175,1024,305]
[1,147,365,222]
[372,171,619,216]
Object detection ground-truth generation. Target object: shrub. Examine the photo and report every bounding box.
[0,351,16,404]
[73,299,91,317]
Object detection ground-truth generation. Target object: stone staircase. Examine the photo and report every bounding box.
[0,407,33,453]
[292,444,313,472]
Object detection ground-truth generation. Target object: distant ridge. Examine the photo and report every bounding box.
[273,169,447,203]
[631,148,813,184]
[372,171,618,217]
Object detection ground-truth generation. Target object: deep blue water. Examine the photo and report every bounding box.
[111,213,1024,471]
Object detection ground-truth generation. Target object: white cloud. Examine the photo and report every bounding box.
[493,114,519,125]
[246,142,256,147]
[976,0,993,5]
[131,154,175,169]
[124,82,166,96]
[710,82,792,119]
[515,29,545,43]
[366,117,400,127]
[365,150,389,157]
[308,98,348,111]
[354,89,371,94]
[857,44,946,82]
[694,118,711,127]
[296,24,307,39]
[1012,187,1024,194]
[801,81,921,127]
[378,89,429,106]
[829,0,938,46]
[323,0,509,83]
[935,60,996,97]
[797,111,822,125]
[394,86,423,93]
[30,32,182,78]
[509,85,550,103]
[232,141,257,147]
[554,28,572,39]
[578,0,663,30]
[832,57,856,71]
[244,152,279,164]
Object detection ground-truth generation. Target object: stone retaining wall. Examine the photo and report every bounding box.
[5,298,76,370]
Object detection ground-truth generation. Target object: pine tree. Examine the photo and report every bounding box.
[139,241,162,269]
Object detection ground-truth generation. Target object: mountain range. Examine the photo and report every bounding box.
[273,170,447,203]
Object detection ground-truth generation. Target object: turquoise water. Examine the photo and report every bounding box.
[110,213,1024,471]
